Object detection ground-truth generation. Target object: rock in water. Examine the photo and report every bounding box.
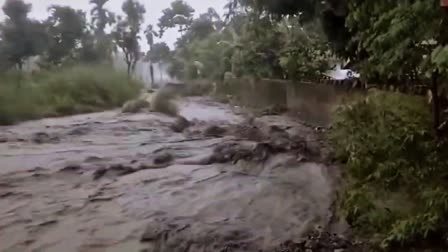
[122,99,150,113]
[203,125,227,137]
[67,127,91,136]
[170,116,190,133]
[32,132,59,144]
[153,152,174,165]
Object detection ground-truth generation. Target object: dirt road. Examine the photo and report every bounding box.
[0,97,343,252]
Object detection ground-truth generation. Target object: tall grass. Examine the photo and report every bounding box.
[0,65,141,125]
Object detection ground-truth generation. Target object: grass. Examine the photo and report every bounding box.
[0,65,141,125]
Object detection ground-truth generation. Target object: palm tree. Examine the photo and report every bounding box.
[145,24,158,86]
[224,0,239,23]
[90,0,115,61]
[90,0,115,36]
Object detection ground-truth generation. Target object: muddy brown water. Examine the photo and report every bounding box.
[0,96,341,252]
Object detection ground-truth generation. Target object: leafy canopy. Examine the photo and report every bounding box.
[0,0,47,69]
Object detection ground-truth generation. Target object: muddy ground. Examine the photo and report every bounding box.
[0,97,357,252]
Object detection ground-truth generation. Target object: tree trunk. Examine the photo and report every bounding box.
[150,64,154,87]
[127,63,131,78]
[131,59,137,75]
[16,62,23,88]
[159,64,163,82]
[431,70,441,137]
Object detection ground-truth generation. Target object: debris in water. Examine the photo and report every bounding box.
[31,132,60,144]
[67,127,91,136]
[93,167,107,180]
[0,136,8,143]
[59,164,82,173]
[170,116,191,133]
[203,125,227,137]
[154,152,174,165]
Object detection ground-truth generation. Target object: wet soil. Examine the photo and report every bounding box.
[0,97,347,252]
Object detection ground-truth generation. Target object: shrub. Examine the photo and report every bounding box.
[330,91,448,248]
[0,84,42,125]
[0,65,141,125]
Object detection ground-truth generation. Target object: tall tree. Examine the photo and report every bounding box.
[0,0,47,71]
[89,0,116,61]
[113,0,145,77]
[90,0,115,36]
[145,24,158,86]
[346,0,448,135]
[45,6,87,65]
[158,0,194,37]
[147,42,171,81]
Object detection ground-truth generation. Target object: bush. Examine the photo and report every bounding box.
[331,91,448,249]
[0,65,141,125]
[0,84,42,125]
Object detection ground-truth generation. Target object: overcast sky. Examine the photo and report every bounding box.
[0,0,228,50]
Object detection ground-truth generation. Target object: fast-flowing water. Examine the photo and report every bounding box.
[0,96,343,252]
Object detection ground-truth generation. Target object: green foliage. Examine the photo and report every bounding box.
[144,24,161,85]
[346,0,442,82]
[144,24,158,49]
[122,0,145,32]
[90,0,115,37]
[158,0,194,37]
[165,2,333,82]
[331,91,448,248]
[113,0,145,76]
[148,42,171,63]
[0,65,141,125]
[2,0,31,22]
[0,0,47,70]
[89,0,116,62]
[169,31,233,80]
[45,6,87,65]
[230,15,285,79]
[279,19,331,81]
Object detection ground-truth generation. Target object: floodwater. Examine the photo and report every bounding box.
[0,96,342,252]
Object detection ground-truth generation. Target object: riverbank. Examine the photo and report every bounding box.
[0,65,141,125]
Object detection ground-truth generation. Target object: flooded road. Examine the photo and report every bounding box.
[0,97,342,252]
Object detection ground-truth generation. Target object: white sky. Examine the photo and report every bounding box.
[0,0,228,50]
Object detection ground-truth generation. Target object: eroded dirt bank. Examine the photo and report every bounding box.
[0,97,354,252]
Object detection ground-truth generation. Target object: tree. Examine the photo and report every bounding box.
[279,18,330,81]
[145,24,158,85]
[89,0,116,62]
[345,0,448,134]
[189,14,216,40]
[158,0,194,37]
[113,0,145,77]
[90,0,115,37]
[147,42,171,81]
[45,6,87,65]
[0,0,47,71]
